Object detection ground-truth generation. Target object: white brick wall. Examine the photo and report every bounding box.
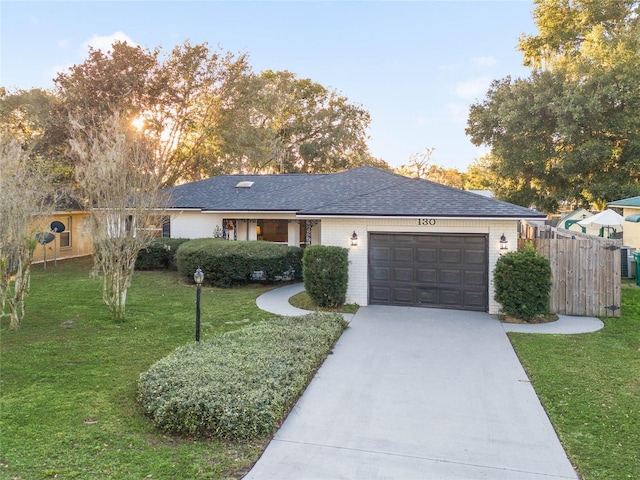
[171,212,223,239]
[320,217,519,314]
[171,210,519,314]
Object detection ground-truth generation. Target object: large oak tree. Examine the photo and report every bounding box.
[53,40,384,184]
[466,0,640,212]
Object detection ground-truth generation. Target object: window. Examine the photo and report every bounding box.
[59,216,72,248]
[162,217,171,238]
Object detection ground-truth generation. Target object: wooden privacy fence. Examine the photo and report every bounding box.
[519,225,621,317]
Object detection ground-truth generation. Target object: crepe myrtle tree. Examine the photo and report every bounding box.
[0,134,56,329]
[70,113,168,321]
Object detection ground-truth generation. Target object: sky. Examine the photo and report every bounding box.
[1,0,537,171]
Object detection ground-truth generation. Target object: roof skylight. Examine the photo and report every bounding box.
[235,181,255,188]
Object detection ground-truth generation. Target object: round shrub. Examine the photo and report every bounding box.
[136,238,190,270]
[302,245,348,307]
[494,243,552,320]
[137,313,347,439]
[176,239,303,287]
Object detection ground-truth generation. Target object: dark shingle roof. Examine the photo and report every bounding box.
[167,166,545,219]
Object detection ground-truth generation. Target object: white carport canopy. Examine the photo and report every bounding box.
[577,209,624,228]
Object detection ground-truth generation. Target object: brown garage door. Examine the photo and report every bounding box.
[369,233,488,311]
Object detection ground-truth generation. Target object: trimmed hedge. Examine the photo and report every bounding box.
[302,245,349,307]
[137,313,348,439]
[494,243,552,320]
[175,239,303,287]
[135,238,190,270]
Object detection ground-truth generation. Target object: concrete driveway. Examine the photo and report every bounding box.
[245,305,578,480]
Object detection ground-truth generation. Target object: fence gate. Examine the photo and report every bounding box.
[519,225,621,317]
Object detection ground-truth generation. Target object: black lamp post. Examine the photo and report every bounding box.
[194,267,204,342]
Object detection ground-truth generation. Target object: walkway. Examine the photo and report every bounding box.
[246,303,582,479]
[257,282,604,334]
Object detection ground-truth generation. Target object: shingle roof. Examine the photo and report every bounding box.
[609,196,640,208]
[167,166,545,219]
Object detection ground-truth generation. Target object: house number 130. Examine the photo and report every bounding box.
[418,219,436,226]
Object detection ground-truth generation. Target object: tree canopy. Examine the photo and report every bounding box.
[466,0,640,212]
[396,148,464,189]
[2,40,385,189]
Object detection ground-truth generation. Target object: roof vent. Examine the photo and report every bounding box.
[235,181,254,188]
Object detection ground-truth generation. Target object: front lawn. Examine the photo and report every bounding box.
[509,285,640,480]
[289,290,359,313]
[0,257,321,479]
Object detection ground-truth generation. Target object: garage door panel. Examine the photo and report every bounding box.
[371,266,390,281]
[393,267,413,282]
[371,246,391,261]
[393,235,415,244]
[416,248,437,263]
[393,287,414,304]
[465,236,487,247]
[370,286,391,303]
[465,270,485,285]
[440,269,462,285]
[464,291,487,309]
[393,247,413,262]
[465,250,486,265]
[416,268,437,284]
[439,289,463,306]
[445,236,465,245]
[369,233,488,311]
[416,288,437,304]
[440,249,462,264]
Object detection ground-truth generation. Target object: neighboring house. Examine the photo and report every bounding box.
[558,208,604,237]
[32,211,93,264]
[166,166,546,314]
[608,196,640,249]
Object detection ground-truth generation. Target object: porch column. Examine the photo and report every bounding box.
[305,220,321,246]
[288,221,300,247]
[248,220,258,241]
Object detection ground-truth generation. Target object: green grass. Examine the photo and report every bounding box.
[288,290,359,314]
[509,285,640,480]
[0,257,279,479]
[4,257,638,479]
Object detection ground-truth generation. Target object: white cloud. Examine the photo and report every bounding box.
[453,76,492,99]
[57,39,70,49]
[472,56,497,67]
[82,31,137,54]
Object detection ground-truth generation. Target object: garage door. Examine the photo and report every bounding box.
[369,233,488,311]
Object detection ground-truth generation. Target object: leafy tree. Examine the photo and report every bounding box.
[55,40,250,186]
[217,70,380,174]
[55,41,160,120]
[69,114,167,321]
[466,0,640,212]
[0,134,56,329]
[463,154,499,191]
[0,88,72,186]
[396,148,464,188]
[55,41,381,182]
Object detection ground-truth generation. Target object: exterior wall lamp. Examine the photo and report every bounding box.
[499,234,509,255]
[194,267,204,342]
[350,231,358,247]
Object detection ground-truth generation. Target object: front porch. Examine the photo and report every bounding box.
[222,219,321,247]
